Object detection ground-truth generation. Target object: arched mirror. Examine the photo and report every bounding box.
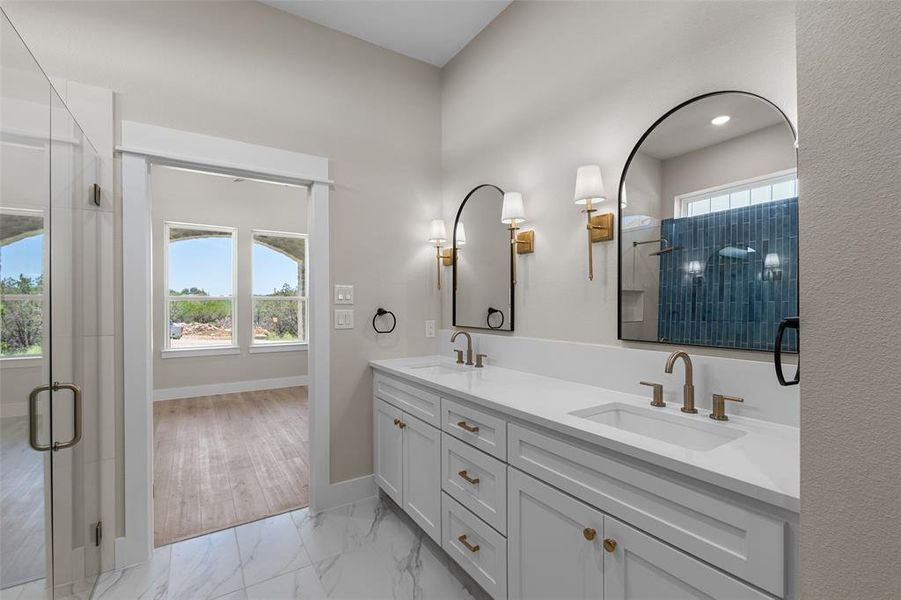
[618,91,798,352]
[452,184,513,331]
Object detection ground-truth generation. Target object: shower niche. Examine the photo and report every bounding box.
[618,91,798,352]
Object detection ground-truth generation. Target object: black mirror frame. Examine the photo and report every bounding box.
[452,183,514,332]
[616,90,798,352]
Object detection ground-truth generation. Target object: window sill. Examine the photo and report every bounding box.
[160,346,240,359]
[0,355,43,368]
[249,343,308,354]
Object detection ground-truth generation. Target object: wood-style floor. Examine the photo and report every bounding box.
[153,386,309,547]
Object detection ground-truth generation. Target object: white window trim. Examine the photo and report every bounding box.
[163,221,238,354]
[248,342,308,354]
[0,206,47,361]
[251,229,308,347]
[674,168,798,218]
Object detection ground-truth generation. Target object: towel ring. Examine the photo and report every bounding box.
[487,307,505,330]
[373,308,397,334]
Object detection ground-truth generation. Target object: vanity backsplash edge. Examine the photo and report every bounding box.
[438,329,799,428]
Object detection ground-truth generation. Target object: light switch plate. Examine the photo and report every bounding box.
[425,320,436,338]
[334,309,354,329]
[335,285,354,305]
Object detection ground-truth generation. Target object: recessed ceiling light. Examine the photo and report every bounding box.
[711,115,731,126]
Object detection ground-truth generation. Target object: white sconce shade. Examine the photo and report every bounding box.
[501,192,526,224]
[455,222,466,246]
[620,187,628,209]
[764,252,781,269]
[687,260,703,275]
[428,219,447,244]
[574,165,606,205]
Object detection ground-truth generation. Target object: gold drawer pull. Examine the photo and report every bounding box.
[583,528,596,541]
[458,470,480,485]
[393,418,400,426]
[603,538,617,553]
[398,421,406,429]
[458,534,480,553]
[457,420,480,433]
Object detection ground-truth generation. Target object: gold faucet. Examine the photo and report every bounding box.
[451,331,474,366]
[665,351,697,414]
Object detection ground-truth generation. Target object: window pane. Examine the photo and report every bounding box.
[772,179,796,201]
[688,198,709,216]
[252,234,305,297]
[750,185,771,204]
[729,189,750,208]
[1,214,44,291]
[710,194,730,213]
[168,298,233,348]
[0,298,42,356]
[168,227,233,296]
[253,297,303,343]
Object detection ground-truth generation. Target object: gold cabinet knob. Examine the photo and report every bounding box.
[398,421,406,429]
[583,528,597,541]
[603,538,617,553]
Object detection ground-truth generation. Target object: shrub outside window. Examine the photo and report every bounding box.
[165,223,237,350]
[252,231,307,346]
[0,208,45,358]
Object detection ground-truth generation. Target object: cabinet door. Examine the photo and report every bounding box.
[604,517,770,600]
[402,413,442,544]
[374,399,403,505]
[508,468,605,600]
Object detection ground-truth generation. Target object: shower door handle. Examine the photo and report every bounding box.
[51,382,83,451]
[28,384,52,452]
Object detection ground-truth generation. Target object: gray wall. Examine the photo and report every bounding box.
[440,0,797,362]
[150,165,308,391]
[797,2,901,597]
[4,0,443,487]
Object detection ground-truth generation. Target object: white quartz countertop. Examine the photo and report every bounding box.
[370,355,800,512]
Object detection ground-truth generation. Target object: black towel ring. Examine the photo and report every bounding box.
[372,308,397,334]
[487,307,505,330]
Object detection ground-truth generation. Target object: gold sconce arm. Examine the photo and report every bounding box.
[508,222,535,286]
[582,201,614,281]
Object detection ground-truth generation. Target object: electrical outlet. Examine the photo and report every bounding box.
[425,320,436,338]
[335,285,354,305]
[334,309,354,329]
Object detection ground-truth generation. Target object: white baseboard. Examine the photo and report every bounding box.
[312,474,376,513]
[153,375,310,401]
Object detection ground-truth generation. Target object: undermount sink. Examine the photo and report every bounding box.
[570,402,745,451]
[406,363,471,376]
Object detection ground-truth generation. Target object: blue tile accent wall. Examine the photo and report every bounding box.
[657,197,798,352]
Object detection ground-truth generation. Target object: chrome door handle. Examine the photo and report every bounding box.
[51,382,82,451]
[28,384,52,452]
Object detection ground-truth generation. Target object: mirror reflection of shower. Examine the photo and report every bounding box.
[633,238,683,257]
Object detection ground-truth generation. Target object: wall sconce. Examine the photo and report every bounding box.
[441,222,465,267]
[687,260,704,277]
[574,165,614,281]
[501,192,534,285]
[428,218,447,289]
[764,252,782,280]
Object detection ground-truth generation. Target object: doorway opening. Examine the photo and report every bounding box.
[150,165,310,546]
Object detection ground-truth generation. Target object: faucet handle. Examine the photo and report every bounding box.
[710,394,744,421]
[640,381,665,407]
[475,353,487,368]
[454,349,465,364]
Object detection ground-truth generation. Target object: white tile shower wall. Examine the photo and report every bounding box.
[439,329,799,427]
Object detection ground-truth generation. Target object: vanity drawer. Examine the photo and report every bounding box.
[507,424,786,597]
[442,492,507,600]
[374,373,441,428]
[442,397,506,460]
[441,433,507,534]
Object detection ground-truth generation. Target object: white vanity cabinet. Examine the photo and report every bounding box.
[373,396,441,544]
[371,368,796,600]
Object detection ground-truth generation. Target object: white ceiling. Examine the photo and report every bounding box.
[260,1,511,67]
[639,94,789,160]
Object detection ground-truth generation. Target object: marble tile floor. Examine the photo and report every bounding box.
[3,494,488,600]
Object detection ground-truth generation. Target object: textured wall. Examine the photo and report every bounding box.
[797,2,901,598]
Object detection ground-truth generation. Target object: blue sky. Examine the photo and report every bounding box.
[169,238,298,296]
[2,234,299,295]
[0,235,43,281]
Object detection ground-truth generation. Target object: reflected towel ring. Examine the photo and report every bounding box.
[487,307,505,330]
[372,308,397,334]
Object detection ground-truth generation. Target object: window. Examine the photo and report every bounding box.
[252,231,307,346]
[677,170,798,218]
[0,208,45,358]
[165,223,236,350]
